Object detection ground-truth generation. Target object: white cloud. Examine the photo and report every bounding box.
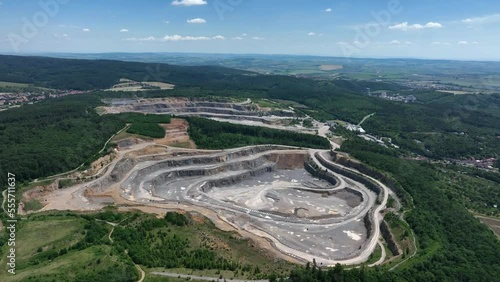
[308,32,316,36]
[389,21,442,31]
[252,37,264,40]
[120,29,129,32]
[404,41,413,45]
[472,41,479,44]
[171,0,207,6]
[242,33,247,37]
[125,36,156,41]
[126,34,225,42]
[325,8,332,12]
[458,40,468,45]
[461,14,500,24]
[431,41,450,45]
[424,22,442,28]
[389,40,401,45]
[164,35,208,41]
[82,28,90,32]
[233,37,243,40]
[187,18,206,24]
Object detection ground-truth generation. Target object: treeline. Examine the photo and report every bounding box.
[186,117,330,149]
[285,263,397,282]
[336,137,500,281]
[0,54,249,90]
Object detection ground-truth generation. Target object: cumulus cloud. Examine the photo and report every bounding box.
[233,37,243,40]
[120,29,129,32]
[82,28,90,32]
[308,32,316,36]
[187,18,206,24]
[171,0,207,6]
[461,14,500,24]
[252,36,264,40]
[125,34,225,42]
[458,40,468,45]
[125,36,156,41]
[389,21,442,31]
[389,40,401,45]
[325,8,332,12]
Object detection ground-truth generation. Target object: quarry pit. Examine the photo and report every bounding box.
[37,98,389,266]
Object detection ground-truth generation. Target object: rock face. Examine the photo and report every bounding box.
[269,152,308,169]
[380,220,401,256]
[316,152,382,196]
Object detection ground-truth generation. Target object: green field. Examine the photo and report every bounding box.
[0,214,138,282]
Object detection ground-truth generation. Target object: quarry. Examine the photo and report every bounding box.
[35,98,392,266]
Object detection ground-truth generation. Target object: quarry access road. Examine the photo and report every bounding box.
[309,150,390,266]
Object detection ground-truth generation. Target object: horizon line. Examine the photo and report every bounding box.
[1,51,500,64]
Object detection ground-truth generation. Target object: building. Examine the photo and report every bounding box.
[405,95,417,103]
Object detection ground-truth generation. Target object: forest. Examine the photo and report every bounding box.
[0,95,124,185]
[2,54,500,159]
[332,137,500,282]
[186,116,330,149]
[0,96,172,185]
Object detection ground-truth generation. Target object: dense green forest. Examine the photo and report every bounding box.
[0,96,171,186]
[0,95,124,185]
[333,137,500,281]
[0,55,250,90]
[2,54,500,159]
[186,116,330,149]
[126,122,165,138]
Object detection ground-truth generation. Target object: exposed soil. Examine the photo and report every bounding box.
[155,118,196,149]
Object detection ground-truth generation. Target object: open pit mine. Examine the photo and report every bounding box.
[38,98,390,266]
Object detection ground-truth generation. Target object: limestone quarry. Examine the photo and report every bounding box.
[36,98,392,266]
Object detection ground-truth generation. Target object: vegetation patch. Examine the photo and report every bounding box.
[186,116,330,149]
[126,122,165,138]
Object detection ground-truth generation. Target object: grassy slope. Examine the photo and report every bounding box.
[0,212,294,281]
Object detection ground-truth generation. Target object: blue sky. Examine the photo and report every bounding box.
[1,0,500,60]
